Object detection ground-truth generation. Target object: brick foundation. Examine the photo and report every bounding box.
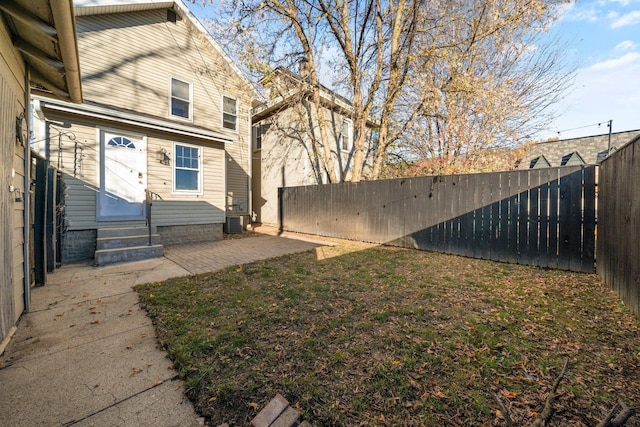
[62,229,96,262]
[158,223,223,246]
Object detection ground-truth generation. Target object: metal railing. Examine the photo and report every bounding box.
[145,189,163,246]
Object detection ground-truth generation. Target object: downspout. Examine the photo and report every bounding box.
[23,65,31,312]
[50,0,82,104]
[247,106,252,224]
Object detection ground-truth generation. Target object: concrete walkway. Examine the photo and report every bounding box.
[0,233,323,426]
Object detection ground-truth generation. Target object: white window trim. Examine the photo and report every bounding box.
[169,76,193,122]
[172,141,203,195]
[253,122,269,151]
[222,95,238,132]
[341,118,352,152]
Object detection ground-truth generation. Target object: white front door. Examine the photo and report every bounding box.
[98,130,147,220]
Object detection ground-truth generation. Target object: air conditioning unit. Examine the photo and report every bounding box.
[224,217,242,234]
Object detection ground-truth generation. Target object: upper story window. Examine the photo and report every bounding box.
[223,96,237,131]
[253,122,271,151]
[341,119,351,151]
[173,143,201,193]
[170,77,192,120]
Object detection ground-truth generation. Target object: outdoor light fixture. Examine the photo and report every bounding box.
[156,148,170,165]
[16,113,28,146]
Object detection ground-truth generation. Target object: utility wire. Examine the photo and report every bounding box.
[556,120,611,135]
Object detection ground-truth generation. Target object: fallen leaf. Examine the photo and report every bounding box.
[128,368,143,377]
[500,391,517,399]
[248,402,259,410]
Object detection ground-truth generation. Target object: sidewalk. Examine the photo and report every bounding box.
[0,233,322,426]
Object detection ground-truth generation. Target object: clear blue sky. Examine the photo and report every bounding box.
[186,0,639,141]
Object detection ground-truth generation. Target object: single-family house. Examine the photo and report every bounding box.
[251,63,377,226]
[1,0,82,348]
[33,0,258,265]
[520,129,640,169]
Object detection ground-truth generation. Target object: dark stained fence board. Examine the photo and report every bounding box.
[557,170,572,270]
[506,172,519,264]
[547,169,560,270]
[540,169,551,268]
[518,172,530,265]
[489,172,501,260]
[280,166,598,274]
[598,136,640,316]
[567,169,584,272]
[528,171,541,266]
[582,166,596,273]
[497,173,509,263]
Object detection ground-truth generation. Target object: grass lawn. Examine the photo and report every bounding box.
[136,241,640,426]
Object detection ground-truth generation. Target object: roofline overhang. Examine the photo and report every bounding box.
[34,96,233,144]
[0,0,83,103]
[252,88,379,128]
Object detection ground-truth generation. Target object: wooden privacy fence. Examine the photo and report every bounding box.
[280,166,597,273]
[598,136,640,315]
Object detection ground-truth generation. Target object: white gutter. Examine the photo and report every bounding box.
[50,0,82,103]
[36,97,233,143]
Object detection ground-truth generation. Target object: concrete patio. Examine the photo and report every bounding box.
[0,233,323,426]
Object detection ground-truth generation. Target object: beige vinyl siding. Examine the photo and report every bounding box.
[76,8,252,216]
[76,10,251,134]
[48,122,98,184]
[45,118,227,230]
[254,104,369,224]
[1,19,26,342]
[147,136,226,225]
[225,115,251,216]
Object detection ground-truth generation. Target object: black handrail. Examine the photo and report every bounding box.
[145,189,163,246]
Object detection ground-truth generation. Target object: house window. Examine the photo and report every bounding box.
[341,119,351,151]
[223,96,237,131]
[253,122,270,151]
[170,77,192,119]
[173,143,201,193]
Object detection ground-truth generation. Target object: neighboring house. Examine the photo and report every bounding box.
[33,0,258,264]
[520,129,640,169]
[0,1,82,348]
[251,64,377,226]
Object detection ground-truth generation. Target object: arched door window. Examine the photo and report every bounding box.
[107,136,136,149]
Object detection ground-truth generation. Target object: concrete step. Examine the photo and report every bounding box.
[96,234,161,250]
[95,244,163,266]
[97,226,156,239]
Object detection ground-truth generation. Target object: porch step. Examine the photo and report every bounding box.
[97,234,161,250]
[95,244,164,266]
[97,226,156,238]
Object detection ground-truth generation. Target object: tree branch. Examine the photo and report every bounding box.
[530,359,569,427]
[597,400,639,427]
[494,393,515,427]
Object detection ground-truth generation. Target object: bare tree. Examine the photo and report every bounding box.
[201,0,574,180]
